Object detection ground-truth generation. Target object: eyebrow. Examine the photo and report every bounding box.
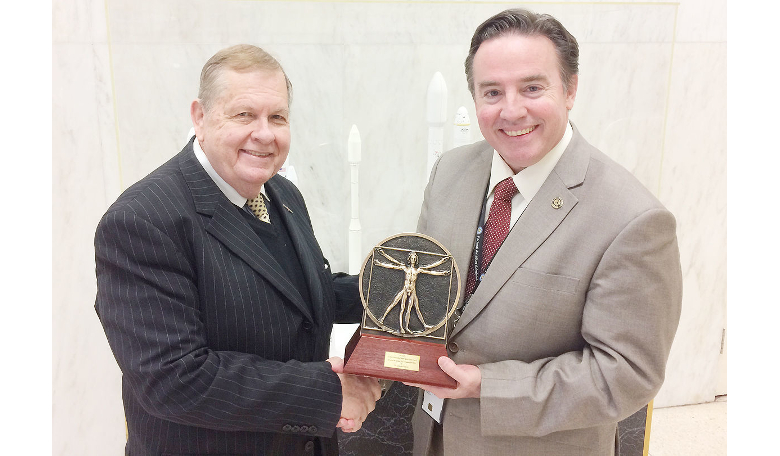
[227,104,289,115]
[477,74,550,89]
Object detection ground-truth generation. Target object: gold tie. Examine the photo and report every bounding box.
[248,194,270,223]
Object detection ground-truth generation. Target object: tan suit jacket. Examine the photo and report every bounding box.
[412,125,682,455]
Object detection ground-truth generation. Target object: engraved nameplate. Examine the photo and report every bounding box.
[384,351,420,371]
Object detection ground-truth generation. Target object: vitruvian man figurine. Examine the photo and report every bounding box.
[373,248,452,334]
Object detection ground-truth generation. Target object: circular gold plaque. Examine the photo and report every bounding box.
[358,233,461,338]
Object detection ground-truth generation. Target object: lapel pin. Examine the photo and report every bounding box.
[282,203,294,214]
[551,197,563,209]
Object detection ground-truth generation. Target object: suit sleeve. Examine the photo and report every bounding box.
[331,271,363,323]
[477,207,682,437]
[94,209,343,435]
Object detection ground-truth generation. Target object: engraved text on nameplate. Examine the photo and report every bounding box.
[384,352,420,371]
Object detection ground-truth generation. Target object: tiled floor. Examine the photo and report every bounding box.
[647,396,726,455]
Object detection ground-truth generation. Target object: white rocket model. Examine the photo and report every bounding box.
[426,72,448,178]
[348,125,362,275]
[453,106,471,148]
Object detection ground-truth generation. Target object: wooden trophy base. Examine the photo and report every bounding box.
[342,328,457,389]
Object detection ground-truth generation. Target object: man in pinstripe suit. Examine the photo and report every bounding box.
[95,44,381,455]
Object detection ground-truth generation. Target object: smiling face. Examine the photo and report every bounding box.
[472,34,577,173]
[191,68,291,198]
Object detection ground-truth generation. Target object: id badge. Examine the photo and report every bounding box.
[422,390,444,423]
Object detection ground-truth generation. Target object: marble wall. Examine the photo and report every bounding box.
[53,0,726,453]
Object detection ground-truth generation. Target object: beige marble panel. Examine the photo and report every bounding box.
[572,42,673,193]
[108,43,204,184]
[654,42,727,408]
[674,0,727,42]
[52,42,126,454]
[52,0,108,43]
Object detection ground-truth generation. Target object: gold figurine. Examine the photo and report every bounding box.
[373,249,452,334]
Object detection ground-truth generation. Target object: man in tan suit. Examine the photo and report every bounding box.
[409,9,682,456]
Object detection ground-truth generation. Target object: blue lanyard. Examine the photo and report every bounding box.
[455,188,490,322]
[472,189,490,287]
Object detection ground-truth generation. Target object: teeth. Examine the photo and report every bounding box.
[505,126,535,136]
[245,150,271,157]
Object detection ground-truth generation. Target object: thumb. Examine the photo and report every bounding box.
[327,356,345,373]
[437,356,459,378]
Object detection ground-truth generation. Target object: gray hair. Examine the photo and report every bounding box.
[465,8,579,97]
[198,44,293,111]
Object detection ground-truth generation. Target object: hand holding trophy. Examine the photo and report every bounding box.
[343,233,460,388]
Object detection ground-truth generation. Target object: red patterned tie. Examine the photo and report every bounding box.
[465,177,519,297]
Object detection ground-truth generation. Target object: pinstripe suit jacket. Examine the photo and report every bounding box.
[95,141,362,455]
[411,125,682,455]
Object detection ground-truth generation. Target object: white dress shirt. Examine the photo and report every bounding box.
[485,122,573,227]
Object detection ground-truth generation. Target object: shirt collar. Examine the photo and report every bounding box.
[488,122,573,202]
[192,137,267,207]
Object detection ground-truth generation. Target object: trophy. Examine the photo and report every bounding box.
[343,233,460,388]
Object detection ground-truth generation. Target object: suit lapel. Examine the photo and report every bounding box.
[451,126,590,337]
[439,143,493,299]
[179,148,314,323]
[265,177,327,325]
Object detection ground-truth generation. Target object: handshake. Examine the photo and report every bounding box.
[326,357,384,433]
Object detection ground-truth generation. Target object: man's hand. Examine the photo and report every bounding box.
[326,357,382,432]
[404,356,482,399]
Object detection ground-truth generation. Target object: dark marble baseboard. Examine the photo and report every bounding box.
[337,382,417,456]
[617,404,649,456]
[338,383,649,456]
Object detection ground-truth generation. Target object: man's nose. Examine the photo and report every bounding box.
[500,93,528,121]
[251,120,275,143]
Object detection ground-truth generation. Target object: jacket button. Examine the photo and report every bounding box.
[291,425,301,432]
[309,425,317,433]
[302,321,313,330]
[447,342,459,353]
[304,441,315,452]
[282,424,292,432]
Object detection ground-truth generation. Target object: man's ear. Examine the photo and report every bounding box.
[190,99,205,139]
[565,74,578,110]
